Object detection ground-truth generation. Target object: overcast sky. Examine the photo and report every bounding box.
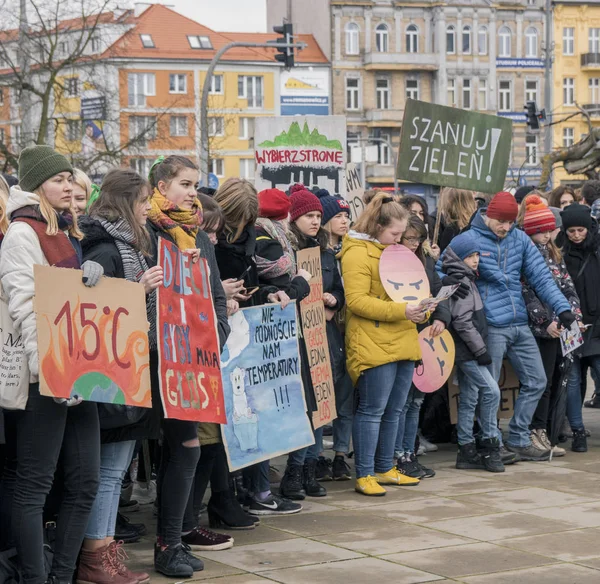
[168,0,267,32]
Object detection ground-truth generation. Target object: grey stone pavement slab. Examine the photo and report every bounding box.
[125,405,600,583]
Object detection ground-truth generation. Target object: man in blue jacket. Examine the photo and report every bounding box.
[439,191,575,461]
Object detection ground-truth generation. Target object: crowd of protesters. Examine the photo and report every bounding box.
[0,145,598,583]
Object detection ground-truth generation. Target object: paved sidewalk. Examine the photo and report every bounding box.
[126,408,600,583]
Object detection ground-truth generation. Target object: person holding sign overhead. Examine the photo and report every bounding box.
[0,146,104,584]
[340,193,423,496]
[146,155,230,578]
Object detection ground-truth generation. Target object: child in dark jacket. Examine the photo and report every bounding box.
[442,231,504,473]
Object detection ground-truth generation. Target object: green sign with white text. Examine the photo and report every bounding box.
[397,99,513,194]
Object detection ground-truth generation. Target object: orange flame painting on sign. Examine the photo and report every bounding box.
[34,265,151,407]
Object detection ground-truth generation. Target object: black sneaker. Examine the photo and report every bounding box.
[332,455,352,481]
[505,443,550,462]
[303,459,327,497]
[411,454,436,478]
[181,543,204,571]
[315,456,333,481]
[499,445,520,465]
[119,498,139,513]
[479,438,505,473]
[280,464,306,500]
[154,544,194,578]
[182,526,233,551]
[322,425,333,436]
[397,454,426,478]
[572,428,588,452]
[584,394,600,408]
[456,443,486,470]
[247,493,302,516]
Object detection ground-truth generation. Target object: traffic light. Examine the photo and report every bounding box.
[272,22,294,69]
[525,101,546,131]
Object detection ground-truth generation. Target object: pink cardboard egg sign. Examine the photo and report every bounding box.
[379,244,430,303]
[413,327,456,393]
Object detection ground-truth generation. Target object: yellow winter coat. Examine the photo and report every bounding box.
[340,231,421,385]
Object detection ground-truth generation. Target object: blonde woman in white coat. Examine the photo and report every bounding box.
[0,146,103,584]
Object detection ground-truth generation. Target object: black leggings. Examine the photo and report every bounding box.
[531,337,561,430]
[8,384,99,584]
[156,418,200,546]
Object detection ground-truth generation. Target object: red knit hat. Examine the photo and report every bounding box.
[289,189,323,222]
[486,191,518,221]
[288,183,307,195]
[258,188,290,220]
[523,194,556,235]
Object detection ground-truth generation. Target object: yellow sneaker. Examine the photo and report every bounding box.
[355,475,387,496]
[375,468,420,486]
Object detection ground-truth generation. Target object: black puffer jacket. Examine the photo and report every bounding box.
[442,248,488,362]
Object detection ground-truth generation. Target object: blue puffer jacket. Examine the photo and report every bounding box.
[437,209,571,327]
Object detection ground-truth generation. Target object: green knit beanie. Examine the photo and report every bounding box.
[18,145,74,193]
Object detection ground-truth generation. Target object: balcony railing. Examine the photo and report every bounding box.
[363,52,439,70]
[582,103,600,117]
[581,53,600,67]
[365,109,404,123]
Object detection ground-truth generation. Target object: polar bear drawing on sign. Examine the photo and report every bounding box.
[230,366,259,451]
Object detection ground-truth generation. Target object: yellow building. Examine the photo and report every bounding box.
[553,1,600,185]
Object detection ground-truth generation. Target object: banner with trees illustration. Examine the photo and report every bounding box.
[254,116,347,195]
[34,266,151,407]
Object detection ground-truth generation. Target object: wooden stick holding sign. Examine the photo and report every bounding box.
[296,247,337,429]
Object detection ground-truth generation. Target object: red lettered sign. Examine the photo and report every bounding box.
[157,239,225,422]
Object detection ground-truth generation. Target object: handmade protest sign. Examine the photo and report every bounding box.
[34,265,151,406]
[449,360,520,424]
[413,327,456,393]
[220,304,314,471]
[157,239,225,422]
[379,244,430,304]
[560,322,584,357]
[254,115,346,195]
[297,247,337,429]
[344,163,365,221]
[397,99,512,193]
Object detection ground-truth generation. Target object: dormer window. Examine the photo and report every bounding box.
[188,35,212,49]
[140,34,155,48]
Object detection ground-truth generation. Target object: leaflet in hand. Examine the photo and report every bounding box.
[560,321,584,357]
[418,285,459,312]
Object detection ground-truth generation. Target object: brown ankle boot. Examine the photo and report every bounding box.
[108,541,150,584]
[77,545,137,584]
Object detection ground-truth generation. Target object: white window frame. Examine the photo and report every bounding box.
[210,158,224,178]
[406,24,419,54]
[210,74,223,95]
[90,36,100,52]
[129,115,157,144]
[590,78,600,104]
[169,74,187,94]
[345,22,360,55]
[66,119,80,141]
[375,23,389,53]
[462,78,472,109]
[140,34,155,48]
[479,78,488,110]
[188,35,212,49]
[376,78,390,109]
[462,25,472,55]
[525,79,539,104]
[525,27,538,58]
[499,26,512,58]
[478,26,488,55]
[239,158,255,182]
[590,28,600,53]
[128,73,156,107]
[208,117,224,137]
[130,158,152,176]
[239,117,254,140]
[345,77,360,111]
[447,78,456,107]
[563,127,574,148]
[406,78,419,100]
[65,77,78,97]
[170,115,188,137]
[563,78,575,106]
[525,134,538,166]
[238,76,263,109]
[498,80,512,112]
[563,27,574,56]
[377,132,391,166]
[446,25,456,55]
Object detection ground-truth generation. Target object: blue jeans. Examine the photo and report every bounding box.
[456,360,501,445]
[353,361,415,478]
[85,440,136,539]
[394,385,424,457]
[288,426,323,466]
[566,356,600,430]
[333,372,354,454]
[486,325,547,448]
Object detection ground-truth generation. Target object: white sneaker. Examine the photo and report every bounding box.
[418,432,438,453]
[417,444,426,456]
[132,480,156,505]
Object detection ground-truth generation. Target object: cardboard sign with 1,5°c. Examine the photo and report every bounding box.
[397,99,512,193]
[156,239,225,423]
[34,265,151,407]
